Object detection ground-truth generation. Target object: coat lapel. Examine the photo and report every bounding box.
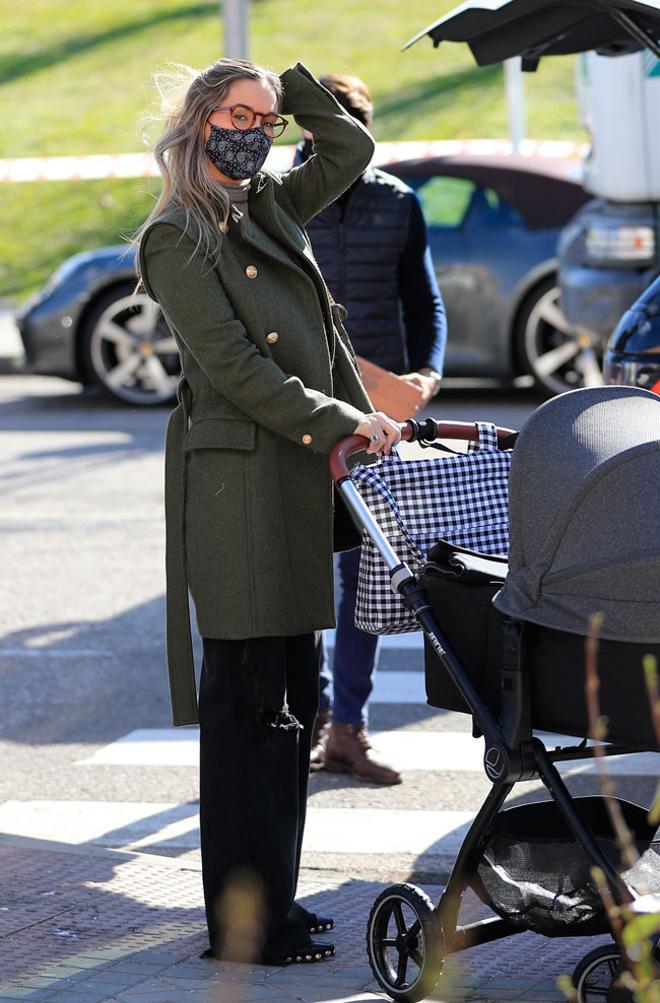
[248,180,324,281]
[247,179,336,362]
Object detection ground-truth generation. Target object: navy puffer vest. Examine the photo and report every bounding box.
[305,167,414,373]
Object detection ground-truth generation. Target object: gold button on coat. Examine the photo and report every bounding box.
[245,265,258,279]
[266,331,279,345]
[302,434,313,445]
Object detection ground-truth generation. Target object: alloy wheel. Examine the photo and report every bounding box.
[521,282,604,395]
[88,291,179,405]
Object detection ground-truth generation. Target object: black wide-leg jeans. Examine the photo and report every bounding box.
[199,633,320,958]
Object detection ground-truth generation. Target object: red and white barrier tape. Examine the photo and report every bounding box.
[0,140,587,183]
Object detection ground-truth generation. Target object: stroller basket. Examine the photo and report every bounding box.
[472,796,660,937]
[352,421,510,635]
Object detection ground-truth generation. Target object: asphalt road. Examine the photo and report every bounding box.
[0,374,655,884]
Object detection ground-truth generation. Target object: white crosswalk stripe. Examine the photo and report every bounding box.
[1,754,656,857]
[0,800,476,857]
[78,726,660,776]
[1,630,656,863]
[0,724,651,857]
[3,724,659,854]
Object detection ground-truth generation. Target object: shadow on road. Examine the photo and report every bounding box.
[0,596,175,745]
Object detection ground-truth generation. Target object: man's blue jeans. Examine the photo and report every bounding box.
[319,547,380,727]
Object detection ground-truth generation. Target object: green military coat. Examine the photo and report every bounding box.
[139,63,374,726]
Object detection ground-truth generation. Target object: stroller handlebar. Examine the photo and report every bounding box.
[329,418,517,484]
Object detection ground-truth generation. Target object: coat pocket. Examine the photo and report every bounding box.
[185,417,256,451]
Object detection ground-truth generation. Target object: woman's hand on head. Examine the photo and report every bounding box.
[353,412,402,456]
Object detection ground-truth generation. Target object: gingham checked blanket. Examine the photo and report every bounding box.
[352,422,512,634]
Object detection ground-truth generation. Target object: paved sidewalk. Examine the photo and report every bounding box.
[0,837,608,1003]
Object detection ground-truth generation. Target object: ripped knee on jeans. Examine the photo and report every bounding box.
[260,705,302,731]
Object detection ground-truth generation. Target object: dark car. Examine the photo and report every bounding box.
[16,153,589,405]
[603,273,660,394]
[16,247,180,406]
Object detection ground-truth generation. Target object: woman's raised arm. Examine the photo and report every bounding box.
[276,63,375,226]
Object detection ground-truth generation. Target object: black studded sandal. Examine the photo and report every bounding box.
[201,942,335,966]
[277,942,335,966]
[306,914,334,934]
[289,900,334,934]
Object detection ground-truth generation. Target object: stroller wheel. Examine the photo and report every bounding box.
[366,882,441,1002]
[572,944,622,1003]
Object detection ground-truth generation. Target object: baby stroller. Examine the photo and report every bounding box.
[330,386,660,1003]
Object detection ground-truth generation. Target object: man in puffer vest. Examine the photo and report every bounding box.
[296,73,447,784]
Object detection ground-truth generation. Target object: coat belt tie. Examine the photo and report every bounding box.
[164,379,199,725]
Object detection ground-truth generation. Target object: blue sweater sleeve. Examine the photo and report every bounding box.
[398,194,447,374]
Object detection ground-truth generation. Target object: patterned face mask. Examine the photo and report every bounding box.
[205,124,272,180]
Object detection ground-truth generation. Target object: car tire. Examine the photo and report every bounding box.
[514,276,603,396]
[79,282,180,406]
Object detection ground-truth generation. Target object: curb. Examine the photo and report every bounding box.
[0,140,588,183]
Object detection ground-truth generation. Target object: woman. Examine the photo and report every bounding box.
[136,59,401,967]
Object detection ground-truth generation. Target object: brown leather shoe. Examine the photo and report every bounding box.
[322,723,402,785]
[309,709,331,773]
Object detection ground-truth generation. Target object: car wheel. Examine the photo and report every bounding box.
[515,277,604,396]
[79,282,179,405]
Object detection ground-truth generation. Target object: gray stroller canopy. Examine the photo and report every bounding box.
[494,386,660,642]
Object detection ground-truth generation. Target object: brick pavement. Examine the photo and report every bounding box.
[0,838,610,1003]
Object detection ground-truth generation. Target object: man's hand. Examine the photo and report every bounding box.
[400,371,440,406]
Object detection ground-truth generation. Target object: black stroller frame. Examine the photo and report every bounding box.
[330,416,655,1003]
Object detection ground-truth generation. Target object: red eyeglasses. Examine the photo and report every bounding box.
[210,104,288,139]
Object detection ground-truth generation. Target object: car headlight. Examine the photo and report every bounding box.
[586,224,655,265]
[603,354,660,394]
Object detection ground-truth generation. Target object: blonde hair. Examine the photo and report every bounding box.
[134,58,282,268]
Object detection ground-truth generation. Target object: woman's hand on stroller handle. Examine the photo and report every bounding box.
[353,412,402,456]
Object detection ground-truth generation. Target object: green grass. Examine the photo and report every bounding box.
[0,178,160,301]
[0,0,581,302]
